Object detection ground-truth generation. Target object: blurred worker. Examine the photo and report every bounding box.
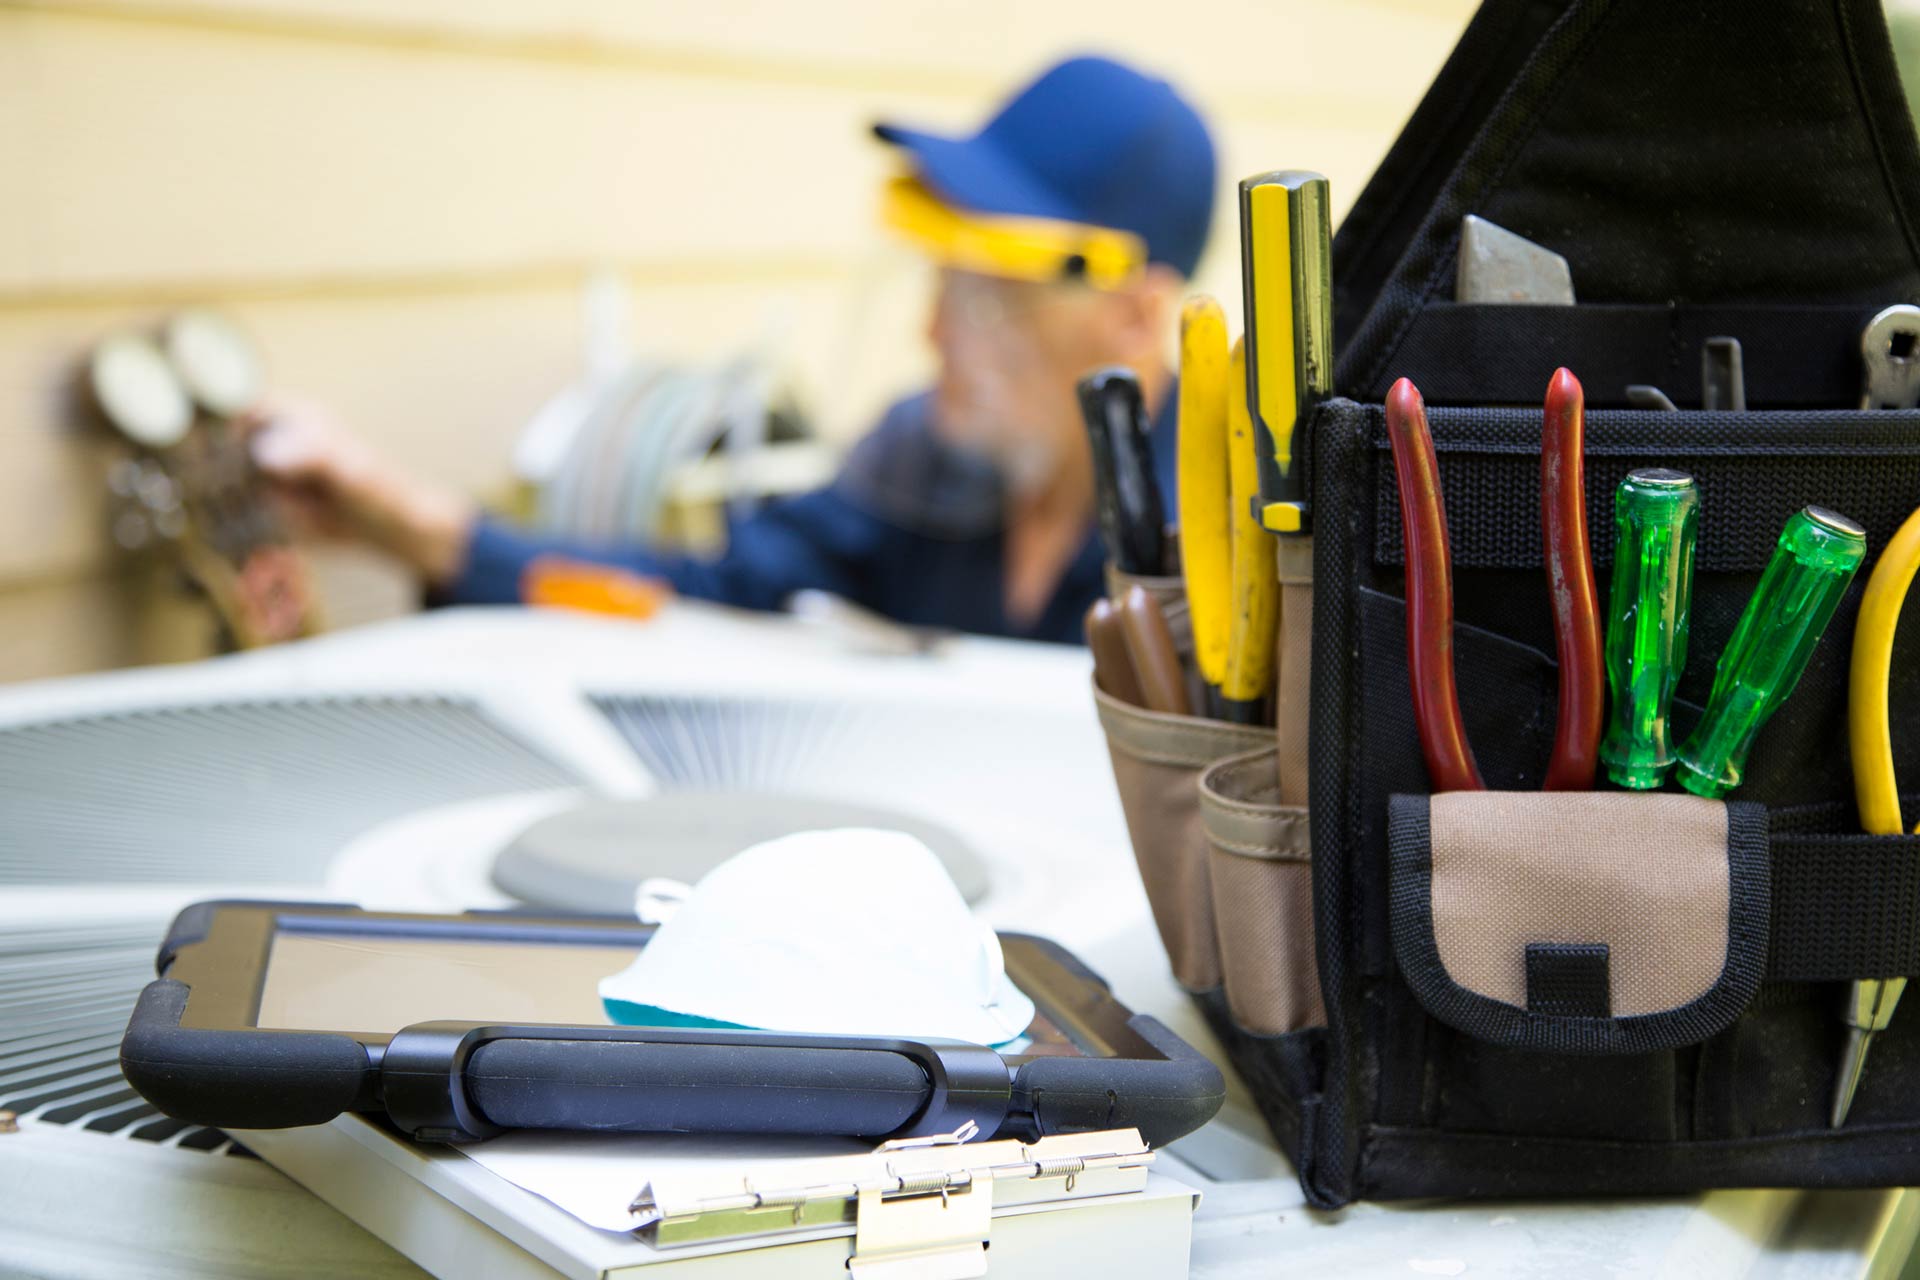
[250,56,1215,643]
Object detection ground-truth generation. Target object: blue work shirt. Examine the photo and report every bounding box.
[444,388,1180,644]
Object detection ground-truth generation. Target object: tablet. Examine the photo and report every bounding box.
[121,901,1225,1148]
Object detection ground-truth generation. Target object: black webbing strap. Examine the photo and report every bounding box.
[1769,833,1920,980]
[1363,403,1920,575]
[1351,302,1885,408]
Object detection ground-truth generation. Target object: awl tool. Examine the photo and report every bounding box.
[1832,502,1920,1127]
[1676,507,1867,798]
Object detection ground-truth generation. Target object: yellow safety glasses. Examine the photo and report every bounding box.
[880,174,1148,291]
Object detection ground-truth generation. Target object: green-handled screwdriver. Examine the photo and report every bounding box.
[1676,507,1868,799]
[1600,469,1699,789]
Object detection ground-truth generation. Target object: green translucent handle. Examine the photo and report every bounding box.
[1676,506,1867,798]
[1599,469,1698,788]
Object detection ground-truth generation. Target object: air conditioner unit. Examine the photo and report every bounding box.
[0,603,1166,1277]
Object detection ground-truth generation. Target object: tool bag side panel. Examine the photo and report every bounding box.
[1298,399,1377,1208]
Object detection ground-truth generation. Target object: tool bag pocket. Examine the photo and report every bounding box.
[1200,748,1322,1035]
[1386,791,1769,1053]
[1095,686,1270,992]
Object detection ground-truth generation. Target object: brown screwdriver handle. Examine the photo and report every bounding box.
[1085,598,1146,708]
[1117,585,1192,716]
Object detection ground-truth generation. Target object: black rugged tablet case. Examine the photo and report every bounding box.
[121,901,1225,1149]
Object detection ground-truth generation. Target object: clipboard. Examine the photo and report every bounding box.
[234,1112,1202,1280]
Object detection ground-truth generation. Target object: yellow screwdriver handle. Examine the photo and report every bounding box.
[1223,337,1279,720]
[1178,296,1233,691]
[1240,171,1332,536]
[1851,504,1920,837]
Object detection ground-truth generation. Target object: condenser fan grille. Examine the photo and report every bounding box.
[588,689,1094,849]
[593,693,875,792]
[0,920,238,1152]
[0,697,583,885]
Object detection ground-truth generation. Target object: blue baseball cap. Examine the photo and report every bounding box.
[874,55,1216,279]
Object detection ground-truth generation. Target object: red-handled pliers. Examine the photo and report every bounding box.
[1384,370,1603,792]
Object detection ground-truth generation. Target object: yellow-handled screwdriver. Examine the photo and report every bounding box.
[1832,503,1920,1127]
[1237,170,1330,793]
[1223,337,1279,723]
[1178,296,1233,716]
[1239,170,1333,537]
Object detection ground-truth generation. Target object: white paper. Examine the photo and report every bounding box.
[462,1131,868,1233]
[598,828,1034,1046]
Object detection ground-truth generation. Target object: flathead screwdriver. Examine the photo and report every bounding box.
[1676,507,1867,799]
[1599,469,1698,789]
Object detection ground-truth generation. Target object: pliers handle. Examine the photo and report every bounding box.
[1384,371,1603,792]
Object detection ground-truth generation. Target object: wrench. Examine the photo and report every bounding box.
[1859,304,1920,409]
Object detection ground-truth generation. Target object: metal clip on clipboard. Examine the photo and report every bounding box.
[629,1125,1155,1277]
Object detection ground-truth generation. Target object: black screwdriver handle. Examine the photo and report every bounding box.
[1077,367,1167,576]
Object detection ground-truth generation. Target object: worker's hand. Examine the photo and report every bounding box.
[241,398,476,587]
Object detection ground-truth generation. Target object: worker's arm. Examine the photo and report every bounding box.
[245,395,920,614]
[442,489,883,609]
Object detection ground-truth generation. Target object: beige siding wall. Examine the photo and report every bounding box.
[0,0,1473,680]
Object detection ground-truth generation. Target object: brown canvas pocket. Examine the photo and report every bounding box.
[1199,748,1322,1033]
[1096,684,1271,991]
[1387,791,1770,1054]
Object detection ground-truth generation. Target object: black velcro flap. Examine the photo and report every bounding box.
[1525,943,1612,1018]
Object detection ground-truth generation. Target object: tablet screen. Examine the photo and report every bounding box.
[257,933,636,1033]
[252,926,1082,1055]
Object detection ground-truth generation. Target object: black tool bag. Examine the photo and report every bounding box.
[1200,0,1920,1206]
